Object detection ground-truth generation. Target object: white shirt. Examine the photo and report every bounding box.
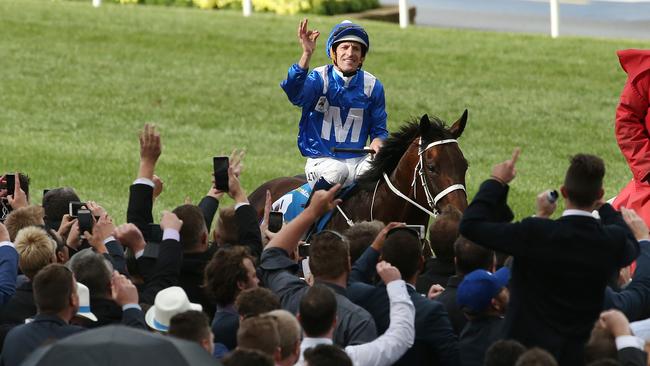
[296,280,415,366]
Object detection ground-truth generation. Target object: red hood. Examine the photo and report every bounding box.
[618,49,650,80]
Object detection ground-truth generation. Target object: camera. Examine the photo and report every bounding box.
[547,190,559,204]
[69,202,87,218]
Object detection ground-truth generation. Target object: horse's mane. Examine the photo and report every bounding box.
[357,116,454,189]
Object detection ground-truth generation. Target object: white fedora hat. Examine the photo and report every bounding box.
[76,282,98,322]
[145,286,202,332]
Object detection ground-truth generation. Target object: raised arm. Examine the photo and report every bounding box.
[266,184,341,256]
[345,261,415,366]
[127,123,161,235]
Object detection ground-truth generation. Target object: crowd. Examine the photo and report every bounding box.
[0,122,649,366]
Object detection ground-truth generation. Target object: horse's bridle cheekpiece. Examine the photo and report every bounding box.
[381,137,466,218]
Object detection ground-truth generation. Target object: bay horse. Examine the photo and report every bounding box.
[248,110,469,232]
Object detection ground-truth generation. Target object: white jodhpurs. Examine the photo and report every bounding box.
[305,155,374,188]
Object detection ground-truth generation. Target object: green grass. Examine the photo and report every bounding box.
[0,0,648,222]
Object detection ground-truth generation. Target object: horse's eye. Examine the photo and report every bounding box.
[427,165,439,174]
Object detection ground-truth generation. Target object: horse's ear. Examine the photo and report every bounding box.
[419,114,431,132]
[450,109,468,139]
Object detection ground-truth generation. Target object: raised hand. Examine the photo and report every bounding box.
[138,123,161,180]
[371,222,406,251]
[535,190,557,218]
[113,223,146,252]
[230,149,246,178]
[298,19,320,56]
[160,211,183,232]
[491,148,520,185]
[111,271,139,306]
[7,172,27,210]
[305,184,342,218]
[152,175,164,200]
[621,207,650,241]
[377,261,402,284]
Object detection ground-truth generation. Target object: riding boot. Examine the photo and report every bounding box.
[303,177,334,241]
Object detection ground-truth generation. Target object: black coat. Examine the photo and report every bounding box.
[459,179,639,366]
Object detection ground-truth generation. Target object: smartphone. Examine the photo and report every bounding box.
[405,224,425,239]
[4,175,15,196]
[268,211,284,233]
[213,156,229,192]
[77,209,93,234]
[298,243,311,258]
[69,202,87,218]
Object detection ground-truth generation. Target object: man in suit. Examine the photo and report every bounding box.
[0,223,17,307]
[459,150,640,365]
[259,185,377,347]
[1,264,83,366]
[348,226,460,366]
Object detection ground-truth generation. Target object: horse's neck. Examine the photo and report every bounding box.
[372,142,431,225]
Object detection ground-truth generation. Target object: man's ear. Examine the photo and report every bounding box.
[560,185,568,199]
[201,231,208,246]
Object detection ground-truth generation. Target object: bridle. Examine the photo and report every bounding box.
[376,137,466,218]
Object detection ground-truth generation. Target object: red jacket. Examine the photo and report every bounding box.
[616,49,650,182]
[613,49,650,227]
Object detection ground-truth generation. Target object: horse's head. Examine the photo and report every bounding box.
[416,110,469,214]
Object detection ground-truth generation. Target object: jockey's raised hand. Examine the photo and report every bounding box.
[298,19,320,70]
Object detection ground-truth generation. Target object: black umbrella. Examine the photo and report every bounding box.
[21,325,220,366]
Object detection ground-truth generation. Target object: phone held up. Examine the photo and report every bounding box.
[213,156,229,192]
[268,211,284,233]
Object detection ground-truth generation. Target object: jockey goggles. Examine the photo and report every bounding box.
[326,21,370,59]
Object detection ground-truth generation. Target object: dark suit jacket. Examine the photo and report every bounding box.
[0,281,36,326]
[434,275,466,335]
[619,347,648,366]
[0,246,18,307]
[198,196,219,233]
[79,298,146,330]
[415,257,455,294]
[181,246,217,321]
[211,305,239,351]
[127,183,154,238]
[140,238,183,305]
[604,239,650,321]
[349,246,460,366]
[0,314,84,366]
[459,179,639,365]
[458,316,505,366]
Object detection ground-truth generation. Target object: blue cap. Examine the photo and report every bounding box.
[457,267,510,313]
[326,20,370,58]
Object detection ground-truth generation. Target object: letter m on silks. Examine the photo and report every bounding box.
[321,107,364,143]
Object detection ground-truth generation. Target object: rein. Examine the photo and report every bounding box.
[378,137,466,218]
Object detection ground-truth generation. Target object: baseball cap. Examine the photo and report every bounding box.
[457,267,510,313]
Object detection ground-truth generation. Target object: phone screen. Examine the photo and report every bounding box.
[213,157,229,192]
[4,175,15,196]
[268,211,283,233]
[77,209,93,234]
[405,225,425,239]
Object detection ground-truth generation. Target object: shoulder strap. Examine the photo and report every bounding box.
[313,65,329,95]
[363,71,377,98]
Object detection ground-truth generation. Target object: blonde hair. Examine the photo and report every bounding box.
[267,310,301,360]
[5,205,44,241]
[14,226,56,279]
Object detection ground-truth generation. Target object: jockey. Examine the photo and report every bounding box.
[281,19,388,194]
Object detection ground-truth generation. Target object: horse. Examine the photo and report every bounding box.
[248,110,470,233]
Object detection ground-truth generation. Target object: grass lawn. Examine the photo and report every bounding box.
[0,0,648,223]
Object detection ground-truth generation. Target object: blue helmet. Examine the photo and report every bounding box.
[325,21,370,59]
